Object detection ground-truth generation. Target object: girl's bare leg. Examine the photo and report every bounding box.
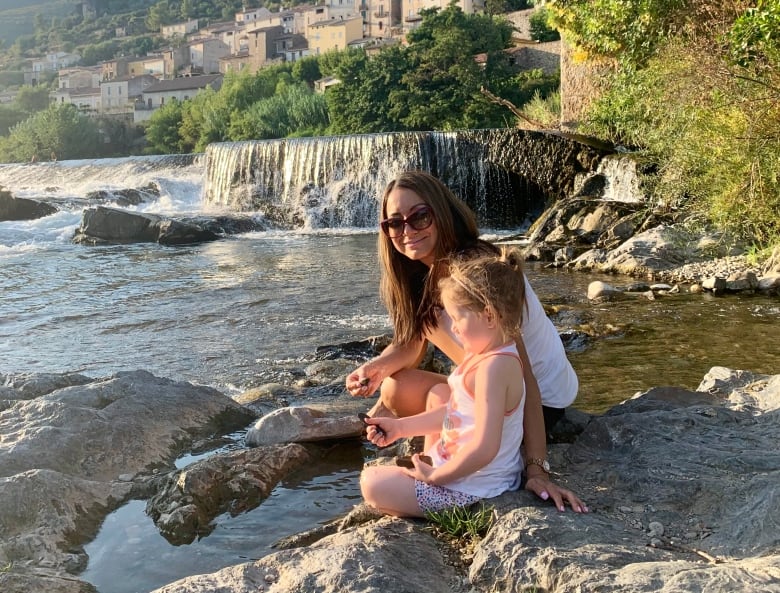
[360,465,423,517]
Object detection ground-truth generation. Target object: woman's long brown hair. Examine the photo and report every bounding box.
[378,171,492,345]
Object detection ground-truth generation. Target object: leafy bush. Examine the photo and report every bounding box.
[553,0,780,248]
[530,8,560,42]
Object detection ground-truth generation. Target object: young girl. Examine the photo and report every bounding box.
[360,249,529,517]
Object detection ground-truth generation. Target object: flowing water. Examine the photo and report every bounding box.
[1,145,778,593]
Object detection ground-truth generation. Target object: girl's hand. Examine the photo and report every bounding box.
[403,454,436,483]
[524,473,589,514]
[362,416,401,447]
[346,363,380,397]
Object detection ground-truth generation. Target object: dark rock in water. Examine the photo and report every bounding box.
[147,444,314,545]
[85,183,161,207]
[182,215,267,235]
[73,206,220,245]
[0,189,58,221]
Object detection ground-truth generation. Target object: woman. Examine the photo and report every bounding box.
[347,170,585,511]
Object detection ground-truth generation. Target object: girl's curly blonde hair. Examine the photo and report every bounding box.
[439,247,526,338]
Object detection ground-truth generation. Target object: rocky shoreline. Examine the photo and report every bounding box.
[2,362,778,593]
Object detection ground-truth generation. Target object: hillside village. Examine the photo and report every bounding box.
[13,1,559,125]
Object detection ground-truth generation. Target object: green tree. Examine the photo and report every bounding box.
[227,82,328,139]
[547,0,688,66]
[529,7,561,42]
[0,104,101,162]
[326,46,408,134]
[145,98,185,153]
[0,105,28,136]
[291,56,322,86]
[389,6,514,130]
[14,85,51,113]
[146,0,174,32]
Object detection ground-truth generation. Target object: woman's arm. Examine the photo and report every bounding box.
[516,337,588,513]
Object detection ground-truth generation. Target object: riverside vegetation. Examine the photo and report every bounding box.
[0,1,778,251]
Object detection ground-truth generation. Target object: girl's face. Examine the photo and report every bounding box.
[441,290,500,355]
[384,186,438,267]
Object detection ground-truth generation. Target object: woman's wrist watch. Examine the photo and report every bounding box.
[525,457,550,473]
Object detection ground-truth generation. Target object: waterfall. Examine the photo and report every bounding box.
[203,130,549,230]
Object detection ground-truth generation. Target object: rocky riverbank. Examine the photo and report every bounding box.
[2,363,778,593]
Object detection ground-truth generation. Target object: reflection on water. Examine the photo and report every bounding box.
[82,444,365,593]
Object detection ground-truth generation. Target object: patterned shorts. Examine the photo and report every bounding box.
[415,480,482,513]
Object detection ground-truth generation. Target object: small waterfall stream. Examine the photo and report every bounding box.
[202,130,558,229]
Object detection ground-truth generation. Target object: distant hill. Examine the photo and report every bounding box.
[0,1,79,46]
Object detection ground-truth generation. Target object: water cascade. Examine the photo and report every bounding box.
[203,129,606,229]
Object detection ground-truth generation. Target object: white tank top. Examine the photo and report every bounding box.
[426,342,524,499]
[437,277,578,409]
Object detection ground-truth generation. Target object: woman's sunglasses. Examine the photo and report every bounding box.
[380,205,434,238]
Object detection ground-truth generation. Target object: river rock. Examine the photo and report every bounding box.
[73,206,220,245]
[151,518,463,593]
[147,444,315,545]
[245,406,365,446]
[85,184,160,207]
[0,189,58,221]
[587,280,623,301]
[758,273,780,292]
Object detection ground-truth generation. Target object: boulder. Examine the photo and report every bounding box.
[0,189,58,221]
[147,444,315,544]
[0,370,257,586]
[72,206,220,245]
[245,406,365,446]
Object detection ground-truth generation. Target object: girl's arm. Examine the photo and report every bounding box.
[365,404,447,446]
[419,356,516,485]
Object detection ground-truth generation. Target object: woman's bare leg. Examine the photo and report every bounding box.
[360,465,423,517]
[423,383,450,450]
[370,367,448,418]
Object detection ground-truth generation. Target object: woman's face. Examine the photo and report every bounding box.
[384,186,439,267]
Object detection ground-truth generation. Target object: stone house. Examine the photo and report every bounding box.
[275,34,310,62]
[219,26,285,74]
[360,0,401,39]
[307,16,363,54]
[187,38,231,74]
[401,0,481,33]
[52,86,102,114]
[56,66,102,90]
[101,74,157,115]
[161,19,200,39]
[160,45,190,79]
[134,74,223,123]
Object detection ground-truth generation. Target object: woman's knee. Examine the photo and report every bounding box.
[427,383,450,410]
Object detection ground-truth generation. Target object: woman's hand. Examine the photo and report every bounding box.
[524,472,589,513]
[346,362,381,397]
